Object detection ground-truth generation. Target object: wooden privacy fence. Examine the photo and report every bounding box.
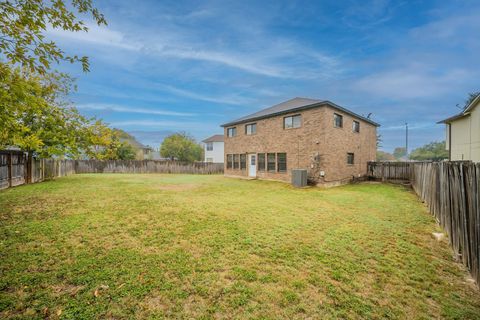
[0,152,76,190]
[75,160,224,174]
[368,161,480,285]
[0,151,27,189]
[0,155,224,190]
[367,161,412,181]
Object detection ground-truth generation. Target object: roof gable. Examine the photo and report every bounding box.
[202,134,224,143]
[221,97,379,127]
[438,94,480,124]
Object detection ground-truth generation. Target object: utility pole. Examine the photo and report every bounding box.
[405,122,409,160]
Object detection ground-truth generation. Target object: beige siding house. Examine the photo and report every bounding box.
[221,98,379,187]
[202,135,224,163]
[439,95,480,162]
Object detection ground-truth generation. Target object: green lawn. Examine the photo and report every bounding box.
[0,174,479,319]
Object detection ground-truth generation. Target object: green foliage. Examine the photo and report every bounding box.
[160,132,203,162]
[116,142,136,160]
[0,64,89,157]
[82,123,137,160]
[393,147,407,160]
[0,0,106,74]
[409,141,448,161]
[376,151,395,161]
[0,63,121,159]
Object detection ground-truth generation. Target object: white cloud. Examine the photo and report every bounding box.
[354,68,471,100]
[76,103,195,117]
[47,23,138,51]
[158,84,253,105]
[46,19,342,79]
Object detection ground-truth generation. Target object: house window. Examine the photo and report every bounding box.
[227,127,237,137]
[206,158,213,163]
[245,123,257,135]
[277,153,287,172]
[267,153,276,171]
[240,154,246,170]
[227,154,233,169]
[206,142,213,151]
[347,153,354,165]
[353,120,360,133]
[284,115,301,129]
[258,153,265,171]
[334,113,343,128]
[233,154,240,169]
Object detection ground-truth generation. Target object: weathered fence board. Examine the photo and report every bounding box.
[0,155,224,190]
[0,151,27,189]
[74,160,224,175]
[368,161,480,286]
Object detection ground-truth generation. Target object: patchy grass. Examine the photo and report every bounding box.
[0,174,479,319]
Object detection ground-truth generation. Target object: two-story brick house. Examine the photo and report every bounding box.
[221,97,379,186]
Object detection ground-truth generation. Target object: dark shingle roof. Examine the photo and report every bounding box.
[221,97,380,127]
[202,134,224,143]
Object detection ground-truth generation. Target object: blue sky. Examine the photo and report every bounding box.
[48,0,480,152]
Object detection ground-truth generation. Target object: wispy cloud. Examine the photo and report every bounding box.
[109,120,205,129]
[47,19,342,79]
[381,122,436,131]
[354,68,471,100]
[47,23,138,51]
[157,84,253,105]
[76,103,196,117]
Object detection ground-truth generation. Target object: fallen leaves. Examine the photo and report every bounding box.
[93,284,109,298]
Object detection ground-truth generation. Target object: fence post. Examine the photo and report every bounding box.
[7,152,12,188]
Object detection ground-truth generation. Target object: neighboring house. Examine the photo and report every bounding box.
[221,97,379,186]
[202,135,224,163]
[438,95,480,162]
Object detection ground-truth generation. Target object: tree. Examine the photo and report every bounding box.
[376,151,395,161]
[376,133,382,149]
[101,130,137,160]
[0,0,106,74]
[409,141,448,161]
[160,132,203,162]
[0,64,92,157]
[393,147,406,160]
[463,92,480,110]
[0,64,120,159]
[116,142,136,160]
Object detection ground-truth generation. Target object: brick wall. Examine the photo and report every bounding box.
[224,105,377,186]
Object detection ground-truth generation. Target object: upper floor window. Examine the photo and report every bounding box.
[347,153,354,165]
[353,120,360,133]
[227,127,237,137]
[284,114,301,129]
[245,123,257,135]
[206,142,213,151]
[334,113,343,128]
